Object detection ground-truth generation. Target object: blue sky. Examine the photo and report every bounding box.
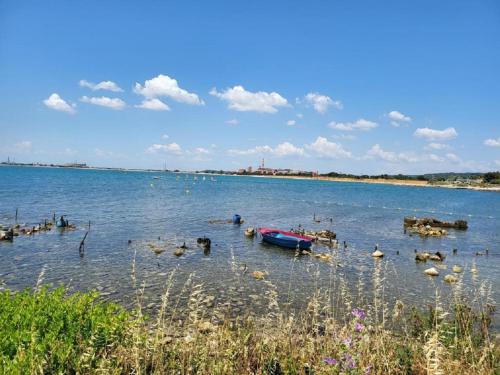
[0,0,499,173]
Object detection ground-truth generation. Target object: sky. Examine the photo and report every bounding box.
[0,0,499,174]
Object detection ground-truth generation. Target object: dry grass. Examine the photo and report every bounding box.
[1,251,498,374]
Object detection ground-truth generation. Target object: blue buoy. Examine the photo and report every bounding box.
[232,214,242,224]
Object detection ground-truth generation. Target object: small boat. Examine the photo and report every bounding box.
[258,228,313,250]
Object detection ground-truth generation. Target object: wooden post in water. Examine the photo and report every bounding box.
[15,208,18,223]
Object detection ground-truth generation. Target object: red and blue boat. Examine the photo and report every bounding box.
[257,228,313,250]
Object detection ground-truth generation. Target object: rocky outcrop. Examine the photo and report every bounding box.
[404,217,468,230]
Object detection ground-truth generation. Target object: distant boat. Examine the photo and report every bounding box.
[153,176,160,180]
[258,228,313,250]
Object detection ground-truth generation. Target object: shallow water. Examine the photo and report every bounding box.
[0,166,498,324]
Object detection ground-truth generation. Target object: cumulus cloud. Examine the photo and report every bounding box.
[328,119,378,132]
[414,127,458,141]
[388,110,411,122]
[80,96,126,110]
[161,134,169,139]
[146,142,183,155]
[134,74,203,105]
[226,119,239,126]
[135,98,170,111]
[304,92,342,114]
[484,137,500,147]
[192,147,210,155]
[286,120,296,126]
[296,113,304,119]
[446,153,461,162]
[210,85,288,113]
[228,142,304,157]
[43,93,76,114]
[366,144,419,163]
[424,142,450,151]
[305,137,351,159]
[79,79,123,92]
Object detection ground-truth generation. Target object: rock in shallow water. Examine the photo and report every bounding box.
[424,267,439,276]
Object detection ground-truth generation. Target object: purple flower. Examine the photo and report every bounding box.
[322,357,337,365]
[364,365,373,374]
[343,337,352,348]
[352,307,366,320]
[347,360,357,370]
[355,322,365,332]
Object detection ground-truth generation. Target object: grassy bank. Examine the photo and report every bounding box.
[0,280,498,374]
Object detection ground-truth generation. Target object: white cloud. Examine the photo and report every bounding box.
[14,140,32,150]
[304,92,342,114]
[495,160,500,167]
[328,118,378,131]
[424,142,450,150]
[43,93,75,114]
[366,144,398,162]
[210,85,288,113]
[296,113,304,119]
[79,79,123,92]
[484,137,500,147]
[428,154,444,162]
[286,120,296,126]
[446,153,461,162]
[226,119,239,126]
[146,142,183,155]
[80,96,126,110]
[193,147,210,155]
[332,134,356,141]
[305,136,351,159]
[228,142,304,157]
[414,127,458,141]
[134,74,203,105]
[366,144,419,163]
[161,134,169,140]
[388,110,411,122]
[135,98,170,111]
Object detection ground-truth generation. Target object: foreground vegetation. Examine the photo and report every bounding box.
[0,271,498,374]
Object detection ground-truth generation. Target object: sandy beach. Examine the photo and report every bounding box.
[245,174,500,191]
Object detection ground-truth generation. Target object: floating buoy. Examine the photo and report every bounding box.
[244,227,255,237]
[452,265,462,273]
[372,250,384,258]
[424,267,439,276]
[471,266,478,274]
[444,274,458,283]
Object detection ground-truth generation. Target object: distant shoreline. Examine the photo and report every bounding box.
[244,174,500,192]
[2,163,499,192]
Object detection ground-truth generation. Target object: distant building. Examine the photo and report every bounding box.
[63,163,88,168]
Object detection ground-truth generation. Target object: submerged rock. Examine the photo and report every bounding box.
[415,252,431,262]
[252,271,265,280]
[174,248,185,257]
[452,265,462,273]
[444,274,458,283]
[244,227,255,237]
[424,267,439,276]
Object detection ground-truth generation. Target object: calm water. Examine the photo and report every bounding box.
[0,166,498,322]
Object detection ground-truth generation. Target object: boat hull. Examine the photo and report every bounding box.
[258,228,313,250]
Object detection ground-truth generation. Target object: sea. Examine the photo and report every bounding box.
[0,166,498,324]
